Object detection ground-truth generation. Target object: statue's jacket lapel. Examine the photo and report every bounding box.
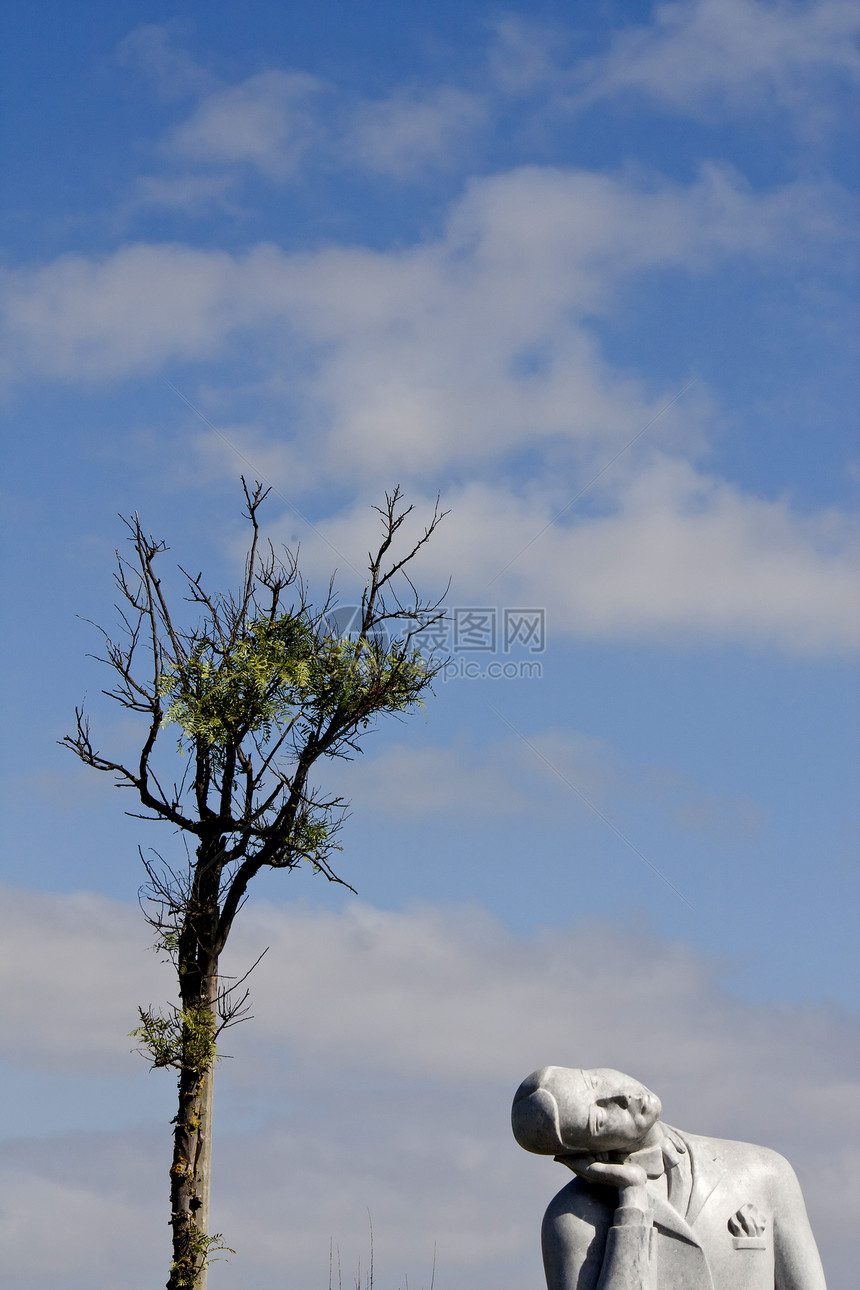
[661,1130,777,1290]
[648,1190,715,1290]
[681,1129,726,1227]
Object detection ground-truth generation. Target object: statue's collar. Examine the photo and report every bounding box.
[622,1124,687,1178]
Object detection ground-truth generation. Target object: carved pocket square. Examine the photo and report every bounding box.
[728,1203,767,1250]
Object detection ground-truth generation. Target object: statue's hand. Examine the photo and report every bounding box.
[555,1154,650,1210]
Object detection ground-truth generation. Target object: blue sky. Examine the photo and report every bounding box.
[1,3,858,1288]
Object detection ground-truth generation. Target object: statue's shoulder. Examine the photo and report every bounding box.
[542,1175,615,1232]
[673,1126,799,1192]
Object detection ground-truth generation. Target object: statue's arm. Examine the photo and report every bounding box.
[594,1204,655,1290]
[542,1185,655,1290]
[770,1158,826,1290]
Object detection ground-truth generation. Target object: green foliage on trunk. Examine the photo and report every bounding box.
[131,1003,218,1074]
[169,1232,235,1288]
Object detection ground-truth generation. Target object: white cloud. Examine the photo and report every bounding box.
[113,6,859,226]
[0,887,170,1072]
[323,729,618,824]
[0,243,251,380]
[572,0,860,121]
[324,739,533,818]
[321,730,765,842]
[164,69,324,179]
[131,171,236,212]
[0,1164,163,1284]
[269,162,837,484]
[346,87,487,178]
[119,7,859,203]
[0,164,854,652]
[487,15,572,95]
[117,23,217,101]
[0,888,856,1287]
[121,29,485,192]
[293,463,860,654]
[116,30,327,205]
[0,162,838,403]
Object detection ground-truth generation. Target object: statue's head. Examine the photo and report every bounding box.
[511,1067,662,1155]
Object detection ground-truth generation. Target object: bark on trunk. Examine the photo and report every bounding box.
[166,980,217,1290]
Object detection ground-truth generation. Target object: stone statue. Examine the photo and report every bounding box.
[512,1066,826,1290]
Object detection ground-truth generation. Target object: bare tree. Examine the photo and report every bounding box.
[62,482,447,1289]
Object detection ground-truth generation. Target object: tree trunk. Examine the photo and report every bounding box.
[167,976,217,1290]
[198,1059,214,1253]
